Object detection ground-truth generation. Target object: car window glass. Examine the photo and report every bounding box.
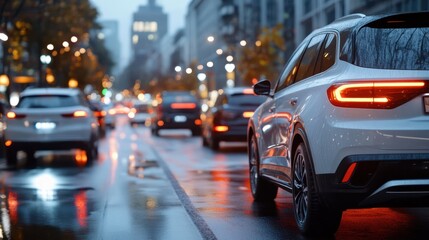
[228,94,267,107]
[354,27,429,70]
[275,43,307,92]
[295,34,326,82]
[316,33,337,73]
[17,95,80,108]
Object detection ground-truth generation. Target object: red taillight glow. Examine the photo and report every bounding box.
[194,119,202,125]
[341,162,357,183]
[6,112,25,119]
[327,80,427,109]
[214,126,229,132]
[62,110,88,118]
[171,103,196,109]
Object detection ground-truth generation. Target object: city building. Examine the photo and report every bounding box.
[184,0,287,91]
[129,0,168,88]
[294,0,429,45]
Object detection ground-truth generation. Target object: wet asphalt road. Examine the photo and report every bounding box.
[0,116,428,240]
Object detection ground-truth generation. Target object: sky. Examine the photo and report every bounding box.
[90,0,191,70]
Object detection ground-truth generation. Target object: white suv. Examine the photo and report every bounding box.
[248,12,429,236]
[4,88,99,166]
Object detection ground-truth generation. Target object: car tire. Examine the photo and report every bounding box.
[191,128,201,136]
[210,138,220,151]
[85,138,98,163]
[249,134,278,201]
[202,135,209,147]
[152,127,160,136]
[292,142,342,236]
[6,148,17,166]
[25,150,37,167]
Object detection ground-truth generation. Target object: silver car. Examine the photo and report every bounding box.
[248,12,429,236]
[4,88,99,166]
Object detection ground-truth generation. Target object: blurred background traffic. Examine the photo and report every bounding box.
[1,0,428,113]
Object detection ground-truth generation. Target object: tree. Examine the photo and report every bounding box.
[237,24,286,86]
[2,0,113,92]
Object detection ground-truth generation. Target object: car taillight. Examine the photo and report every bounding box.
[214,126,229,132]
[327,80,428,109]
[170,103,196,109]
[6,112,26,119]
[242,111,254,118]
[62,110,88,118]
[108,109,116,115]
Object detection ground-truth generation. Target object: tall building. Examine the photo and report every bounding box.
[129,0,168,88]
[131,0,168,58]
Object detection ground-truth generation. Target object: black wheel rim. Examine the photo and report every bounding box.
[293,150,308,225]
[249,137,258,195]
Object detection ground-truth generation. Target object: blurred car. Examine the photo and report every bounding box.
[201,87,267,150]
[4,88,99,166]
[88,99,106,136]
[103,102,116,129]
[128,102,152,126]
[247,12,429,236]
[151,91,201,136]
[103,102,130,129]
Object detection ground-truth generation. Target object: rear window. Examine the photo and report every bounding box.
[135,104,149,113]
[228,94,267,107]
[17,95,81,108]
[354,26,429,70]
[163,94,197,103]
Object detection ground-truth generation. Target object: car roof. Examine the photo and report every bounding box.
[20,88,82,97]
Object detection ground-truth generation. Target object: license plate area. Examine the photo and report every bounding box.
[174,115,187,122]
[35,122,56,130]
[424,96,429,114]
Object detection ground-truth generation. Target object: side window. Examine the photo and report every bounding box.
[275,43,307,92]
[295,34,326,82]
[315,33,337,74]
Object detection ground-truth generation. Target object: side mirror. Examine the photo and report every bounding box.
[253,79,272,96]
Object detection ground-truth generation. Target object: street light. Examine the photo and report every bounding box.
[207,35,215,43]
[0,33,8,42]
[40,55,52,65]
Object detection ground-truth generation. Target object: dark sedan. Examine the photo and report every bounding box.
[201,87,267,150]
[150,91,202,136]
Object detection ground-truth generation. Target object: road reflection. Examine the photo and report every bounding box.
[0,150,98,239]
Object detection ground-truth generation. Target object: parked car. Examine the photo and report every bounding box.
[247,12,429,236]
[201,87,266,150]
[151,91,201,136]
[4,88,99,166]
[128,101,152,126]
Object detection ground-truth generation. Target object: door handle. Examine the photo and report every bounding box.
[289,97,298,106]
[269,107,275,113]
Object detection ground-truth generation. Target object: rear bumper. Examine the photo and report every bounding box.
[6,140,92,151]
[212,125,247,142]
[316,153,429,210]
[157,116,200,130]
